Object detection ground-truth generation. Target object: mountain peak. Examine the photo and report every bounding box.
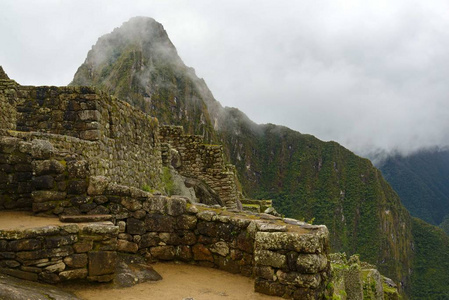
[0,66,9,80]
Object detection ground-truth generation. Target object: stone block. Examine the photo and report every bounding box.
[175,245,193,261]
[117,240,138,253]
[59,268,88,280]
[32,191,66,203]
[140,232,159,248]
[126,218,146,235]
[73,240,93,253]
[209,241,229,257]
[255,266,275,280]
[67,160,89,179]
[254,278,286,297]
[255,231,327,254]
[276,270,321,289]
[150,246,175,260]
[192,244,213,262]
[254,250,287,269]
[88,176,109,195]
[176,215,197,230]
[44,261,65,273]
[32,175,54,190]
[67,180,88,195]
[0,267,38,281]
[64,253,88,268]
[9,239,42,251]
[296,254,328,274]
[166,197,186,216]
[45,235,78,248]
[88,251,117,276]
[144,214,176,232]
[32,159,65,176]
[121,197,143,211]
[30,139,54,159]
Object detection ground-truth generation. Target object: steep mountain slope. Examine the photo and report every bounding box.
[71,17,449,297]
[378,150,449,231]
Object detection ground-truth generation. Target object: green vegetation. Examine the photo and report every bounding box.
[410,218,449,299]
[379,150,449,227]
[162,167,175,196]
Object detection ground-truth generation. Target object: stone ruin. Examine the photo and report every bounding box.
[0,68,331,299]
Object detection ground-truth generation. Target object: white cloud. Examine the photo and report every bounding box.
[1,0,449,157]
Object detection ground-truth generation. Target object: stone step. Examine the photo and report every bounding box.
[59,214,112,223]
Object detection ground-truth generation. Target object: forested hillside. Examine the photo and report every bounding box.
[71,17,449,298]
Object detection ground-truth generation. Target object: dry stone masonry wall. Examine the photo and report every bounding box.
[0,221,118,284]
[0,78,161,190]
[160,125,240,209]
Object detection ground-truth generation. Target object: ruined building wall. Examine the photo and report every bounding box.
[159,125,240,209]
[0,79,162,192]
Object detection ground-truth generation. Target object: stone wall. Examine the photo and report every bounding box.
[80,176,331,299]
[0,79,161,190]
[0,221,118,284]
[160,125,240,209]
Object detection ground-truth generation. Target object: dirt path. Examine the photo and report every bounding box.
[67,262,281,300]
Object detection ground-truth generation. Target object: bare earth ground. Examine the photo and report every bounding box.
[0,210,64,229]
[65,262,281,300]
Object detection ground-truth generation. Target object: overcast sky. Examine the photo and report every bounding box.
[1,0,449,158]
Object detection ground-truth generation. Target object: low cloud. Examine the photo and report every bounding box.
[1,0,449,157]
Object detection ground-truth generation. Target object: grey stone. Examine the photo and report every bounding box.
[209,241,230,257]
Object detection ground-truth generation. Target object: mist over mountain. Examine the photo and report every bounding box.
[69,17,449,298]
[377,149,449,229]
[3,1,449,160]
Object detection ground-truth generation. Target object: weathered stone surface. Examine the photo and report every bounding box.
[45,235,77,248]
[140,232,159,248]
[30,140,54,159]
[175,245,193,261]
[32,175,54,190]
[67,160,89,179]
[44,261,65,273]
[192,244,213,262]
[127,218,145,235]
[144,214,175,232]
[254,250,287,269]
[0,273,81,299]
[67,180,87,194]
[209,241,229,257]
[0,267,38,281]
[255,266,275,280]
[150,246,175,260]
[73,240,93,253]
[32,159,65,176]
[80,222,118,236]
[177,214,197,230]
[59,214,112,223]
[117,240,138,253]
[87,176,109,195]
[88,251,117,276]
[296,254,328,274]
[64,254,88,268]
[8,239,41,251]
[59,268,88,281]
[121,197,142,212]
[197,211,216,222]
[254,278,286,297]
[255,231,327,254]
[254,220,287,232]
[276,270,322,289]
